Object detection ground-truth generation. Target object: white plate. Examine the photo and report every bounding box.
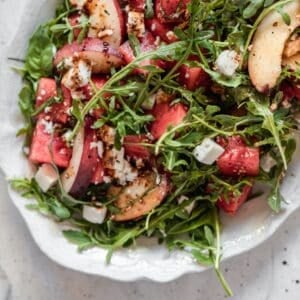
[1,0,300,283]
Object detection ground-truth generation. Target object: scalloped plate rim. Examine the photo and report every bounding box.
[1,0,300,283]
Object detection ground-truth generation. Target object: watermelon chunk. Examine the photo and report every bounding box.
[179,64,210,91]
[29,119,71,168]
[35,79,71,124]
[217,184,253,215]
[124,135,151,159]
[217,136,260,177]
[150,102,188,139]
[91,159,104,185]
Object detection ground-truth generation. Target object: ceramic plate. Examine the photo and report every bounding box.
[0,0,300,283]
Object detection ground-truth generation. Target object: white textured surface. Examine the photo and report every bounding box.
[1,0,300,299]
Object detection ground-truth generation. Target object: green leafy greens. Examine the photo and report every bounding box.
[11,0,300,297]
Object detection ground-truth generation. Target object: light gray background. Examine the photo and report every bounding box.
[1,1,300,299]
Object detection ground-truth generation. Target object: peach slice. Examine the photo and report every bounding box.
[61,122,98,196]
[85,0,125,47]
[248,0,300,92]
[110,172,168,221]
[79,38,123,73]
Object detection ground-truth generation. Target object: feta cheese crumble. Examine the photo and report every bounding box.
[142,94,156,110]
[193,138,225,165]
[83,205,107,224]
[62,59,92,98]
[41,119,54,134]
[215,50,240,77]
[260,153,277,173]
[35,164,59,192]
[105,147,138,185]
[178,195,196,215]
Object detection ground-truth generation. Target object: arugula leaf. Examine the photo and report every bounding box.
[24,26,55,79]
[63,230,96,251]
[200,64,246,88]
[284,138,297,164]
[71,98,84,125]
[50,13,89,44]
[276,6,291,25]
[264,0,276,6]
[10,178,71,221]
[191,249,214,266]
[18,84,34,122]
[268,185,284,213]
[243,0,265,19]
[247,98,288,170]
[17,84,36,143]
[204,225,215,246]
[128,34,141,57]
[168,213,212,235]
[51,200,71,219]
[163,150,189,171]
[145,0,154,19]
[260,138,296,213]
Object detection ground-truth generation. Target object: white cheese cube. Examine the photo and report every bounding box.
[178,195,195,215]
[83,205,107,224]
[142,94,156,110]
[35,164,59,192]
[215,50,240,77]
[260,153,277,172]
[193,138,225,165]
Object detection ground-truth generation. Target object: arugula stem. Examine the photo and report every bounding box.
[31,97,60,117]
[248,98,288,170]
[192,115,234,136]
[154,122,193,155]
[134,73,153,110]
[48,8,77,27]
[196,45,209,68]
[210,175,234,191]
[212,207,233,297]
[149,42,193,97]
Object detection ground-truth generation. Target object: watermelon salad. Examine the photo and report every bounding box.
[12,0,300,294]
